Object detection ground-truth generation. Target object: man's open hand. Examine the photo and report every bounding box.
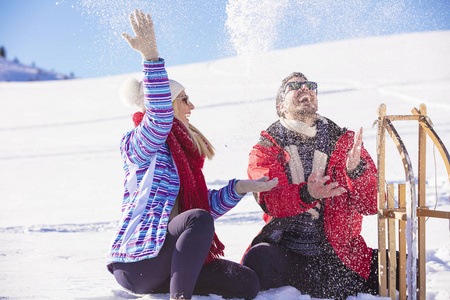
[307,170,346,199]
[346,127,363,172]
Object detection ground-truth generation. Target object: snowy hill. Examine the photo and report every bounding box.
[0,57,74,81]
[0,31,449,299]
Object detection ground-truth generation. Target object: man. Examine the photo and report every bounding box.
[242,72,379,299]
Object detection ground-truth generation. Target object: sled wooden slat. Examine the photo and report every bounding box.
[387,184,397,299]
[416,208,450,219]
[376,104,388,297]
[386,115,421,121]
[417,104,427,300]
[398,184,407,300]
[383,208,406,221]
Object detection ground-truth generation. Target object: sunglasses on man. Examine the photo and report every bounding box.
[284,81,318,95]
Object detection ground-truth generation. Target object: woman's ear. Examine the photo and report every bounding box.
[172,99,179,116]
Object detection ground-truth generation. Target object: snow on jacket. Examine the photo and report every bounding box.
[107,59,243,269]
[247,119,378,279]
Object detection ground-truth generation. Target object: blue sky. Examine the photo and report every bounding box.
[1,0,449,79]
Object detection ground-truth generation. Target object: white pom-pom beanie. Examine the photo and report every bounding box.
[119,77,185,111]
[119,77,144,110]
[169,79,185,102]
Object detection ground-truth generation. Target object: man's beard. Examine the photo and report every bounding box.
[292,101,318,117]
[293,109,317,119]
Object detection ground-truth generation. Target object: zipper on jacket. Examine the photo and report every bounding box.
[331,166,336,207]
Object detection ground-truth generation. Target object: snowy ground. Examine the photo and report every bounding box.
[0,31,449,299]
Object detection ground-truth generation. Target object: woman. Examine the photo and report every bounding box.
[107,10,278,300]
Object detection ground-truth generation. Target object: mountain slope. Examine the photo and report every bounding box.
[0,57,74,81]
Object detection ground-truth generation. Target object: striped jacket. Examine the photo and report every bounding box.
[107,59,243,268]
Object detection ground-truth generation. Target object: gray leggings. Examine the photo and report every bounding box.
[111,209,259,299]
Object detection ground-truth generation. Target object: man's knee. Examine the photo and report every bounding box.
[242,243,270,269]
[242,243,285,291]
[242,243,283,276]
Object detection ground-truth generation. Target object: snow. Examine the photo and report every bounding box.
[0,31,449,299]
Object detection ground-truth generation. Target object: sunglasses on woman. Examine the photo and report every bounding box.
[284,81,318,95]
[176,95,191,105]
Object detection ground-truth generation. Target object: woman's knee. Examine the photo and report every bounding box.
[186,209,214,233]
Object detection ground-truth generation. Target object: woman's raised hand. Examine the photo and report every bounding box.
[122,9,159,61]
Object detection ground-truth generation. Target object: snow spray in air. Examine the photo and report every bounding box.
[225,0,289,58]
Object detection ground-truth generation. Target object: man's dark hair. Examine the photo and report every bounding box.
[275,72,308,117]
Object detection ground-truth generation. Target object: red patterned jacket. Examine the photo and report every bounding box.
[247,120,378,279]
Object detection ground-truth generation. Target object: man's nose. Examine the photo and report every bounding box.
[294,85,308,94]
[299,84,309,91]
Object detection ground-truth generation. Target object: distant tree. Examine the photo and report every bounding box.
[13,57,19,64]
[70,72,75,78]
[0,46,6,58]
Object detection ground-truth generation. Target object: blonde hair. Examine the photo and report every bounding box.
[172,98,215,159]
[187,123,215,160]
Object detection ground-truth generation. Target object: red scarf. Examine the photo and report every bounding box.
[133,112,224,263]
